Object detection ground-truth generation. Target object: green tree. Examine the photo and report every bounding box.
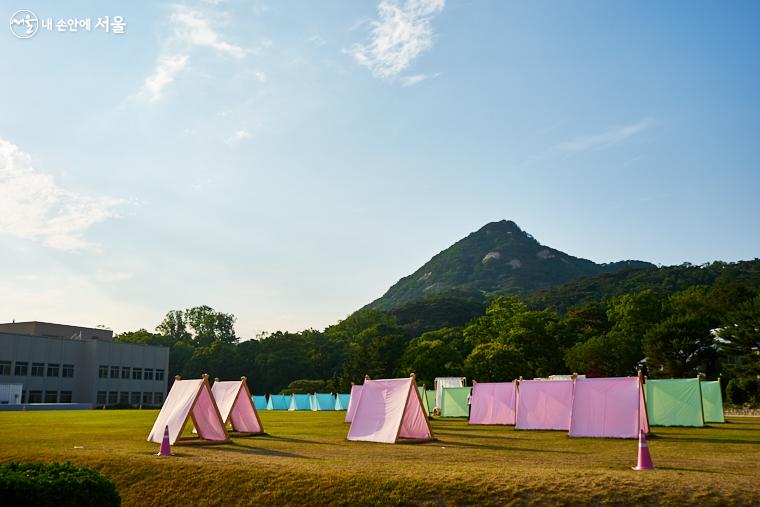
[717,294,760,378]
[464,342,531,382]
[398,337,462,386]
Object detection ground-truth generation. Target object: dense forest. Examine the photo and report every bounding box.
[115,259,760,405]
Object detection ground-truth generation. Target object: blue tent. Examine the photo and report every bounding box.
[335,393,350,411]
[311,393,335,411]
[289,393,311,411]
[252,395,267,410]
[266,394,290,410]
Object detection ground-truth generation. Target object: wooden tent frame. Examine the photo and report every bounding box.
[176,374,230,444]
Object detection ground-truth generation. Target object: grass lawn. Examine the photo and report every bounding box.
[0,410,758,506]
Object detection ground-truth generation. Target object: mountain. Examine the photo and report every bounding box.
[366,220,654,311]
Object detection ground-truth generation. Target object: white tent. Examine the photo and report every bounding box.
[345,384,363,423]
[211,377,264,434]
[347,375,434,444]
[147,374,229,445]
[434,376,465,412]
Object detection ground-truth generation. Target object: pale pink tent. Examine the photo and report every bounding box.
[515,379,574,430]
[211,377,264,434]
[347,376,434,444]
[344,384,363,423]
[469,381,517,425]
[147,375,228,445]
[569,377,649,438]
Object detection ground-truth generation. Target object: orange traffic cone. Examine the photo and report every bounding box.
[632,429,655,470]
[157,425,172,456]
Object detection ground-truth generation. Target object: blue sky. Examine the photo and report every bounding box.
[1,1,758,336]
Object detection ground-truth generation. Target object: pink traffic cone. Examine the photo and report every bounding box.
[632,429,655,470]
[157,425,172,456]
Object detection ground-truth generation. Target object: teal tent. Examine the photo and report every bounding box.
[645,378,704,427]
[441,387,471,417]
[252,395,267,410]
[311,393,335,411]
[418,386,430,414]
[335,393,350,411]
[266,394,290,410]
[289,393,311,411]
[426,390,436,415]
[701,381,725,423]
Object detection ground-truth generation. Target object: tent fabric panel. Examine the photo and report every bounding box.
[515,380,574,430]
[313,393,335,411]
[469,382,516,425]
[425,390,436,415]
[229,386,263,433]
[345,385,363,423]
[289,393,311,410]
[335,394,350,411]
[701,381,725,423]
[190,383,228,441]
[569,377,641,438]
[148,379,203,444]
[266,394,290,410]
[348,378,410,443]
[210,381,241,423]
[646,379,704,427]
[440,387,471,417]
[399,383,433,440]
[252,395,267,410]
[435,377,464,411]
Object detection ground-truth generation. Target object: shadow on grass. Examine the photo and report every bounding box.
[658,437,759,446]
[654,466,721,474]
[216,441,310,459]
[433,438,575,453]
[255,434,331,446]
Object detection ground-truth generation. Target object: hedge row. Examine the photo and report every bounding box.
[0,462,120,506]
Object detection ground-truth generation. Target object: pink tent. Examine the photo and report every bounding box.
[211,377,264,434]
[344,384,363,423]
[515,380,574,430]
[347,376,434,444]
[469,381,517,425]
[569,377,649,438]
[147,375,228,445]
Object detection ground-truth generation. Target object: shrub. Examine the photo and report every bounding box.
[0,462,120,506]
[726,378,760,406]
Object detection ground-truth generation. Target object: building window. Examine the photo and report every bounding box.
[144,368,154,381]
[132,368,142,380]
[14,361,28,376]
[120,392,130,404]
[44,391,58,403]
[99,365,108,378]
[0,360,10,375]
[28,390,42,403]
[31,363,44,377]
[60,391,72,403]
[121,367,131,379]
[62,364,74,378]
[21,390,27,403]
[142,392,152,405]
[154,392,164,405]
[156,369,165,381]
[47,363,60,377]
[107,391,118,405]
[131,392,141,405]
[110,366,120,379]
[96,391,107,405]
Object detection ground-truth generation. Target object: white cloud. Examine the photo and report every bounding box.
[400,72,439,86]
[348,0,445,79]
[254,71,267,83]
[226,130,251,145]
[170,5,246,58]
[138,54,190,103]
[555,120,653,152]
[0,138,122,252]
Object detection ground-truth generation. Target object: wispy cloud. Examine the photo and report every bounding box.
[555,120,653,152]
[400,72,439,86]
[254,71,267,83]
[0,138,121,252]
[170,5,247,58]
[226,129,251,145]
[348,0,445,79]
[135,5,247,102]
[138,54,189,102]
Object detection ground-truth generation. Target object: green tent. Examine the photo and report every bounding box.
[440,387,471,417]
[700,381,725,423]
[426,390,436,415]
[645,378,704,427]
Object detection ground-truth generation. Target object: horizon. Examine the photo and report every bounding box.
[1,1,758,336]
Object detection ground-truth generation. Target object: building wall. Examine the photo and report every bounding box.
[0,322,114,341]
[0,332,169,406]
